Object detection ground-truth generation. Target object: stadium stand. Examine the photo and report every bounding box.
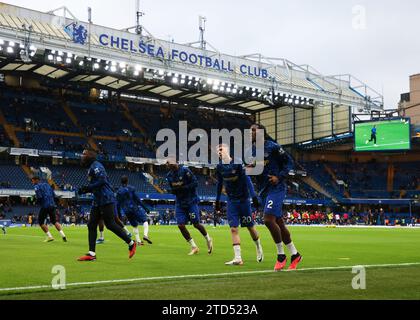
[68,100,141,137]
[0,88,77,132]
[393,162,420,198]
[0,161,33,189]
[303,160,420,200]
[16,131,87,152]
[1,86,255,162]
[1,85,418,226]
[0,84,338,203]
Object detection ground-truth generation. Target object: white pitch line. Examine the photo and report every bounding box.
[0,234,44,239]
[1,262,420,293]
[357,142,408,150]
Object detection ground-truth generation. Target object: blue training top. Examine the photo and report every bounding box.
[216,162,257,202]
[34,182,56,209]
[86,161,116,207]
[166,166,199,207]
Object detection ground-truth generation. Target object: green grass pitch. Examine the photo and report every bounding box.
[355,120,411,152]
[1,225,420,300]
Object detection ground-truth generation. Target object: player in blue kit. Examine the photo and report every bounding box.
[250,124,302,271]
[77,149,137,261]
[31,176,67,243]
[216,144,263,266]
[116,175,153,246]
[366,125,378,147]
[166,159,213,256]
[95,201,132,244]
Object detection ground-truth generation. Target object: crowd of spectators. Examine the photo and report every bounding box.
[1,199,419,227]
[283,208,419,226]
[61,205,89,225]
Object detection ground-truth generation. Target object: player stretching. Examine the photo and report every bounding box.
[216,144,263,266]
[116,175,153,246]
[366,125,378,147]
[166,159,213,256]
[77,149,136,261]
[31,176,67,243]
[251,124,302,271]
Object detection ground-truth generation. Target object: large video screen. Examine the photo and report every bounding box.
[354,118,411,152]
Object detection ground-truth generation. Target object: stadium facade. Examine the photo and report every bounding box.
[0,2,383,146]
[0,3,418,226]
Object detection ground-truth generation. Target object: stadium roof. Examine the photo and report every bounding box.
[0,2,384,114]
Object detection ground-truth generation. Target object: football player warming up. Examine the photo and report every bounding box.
[31,175,67,243]
[216,144,263,266]
[116,175,153,246]
[166,158,213,256]
[77,149,136,261]
[250,124,302,271]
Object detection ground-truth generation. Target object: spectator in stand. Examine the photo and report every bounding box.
[335,213,341,225]
[343,213,349,225]
[379,208,385,225]
[309,212,316,225]
[315,211,321,224]
[302,211,310,225]
[286,211,291,222]
[293,210,299,224]
[368,210,374,225]
[28,214,33,226]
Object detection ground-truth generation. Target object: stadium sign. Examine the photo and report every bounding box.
[0,3,270,80]
[64,21,88,45]
[38,150,64,158]
[9,148,39,157]
[0,189,75,198]
[97,34,269,79]
[283,199,332,206]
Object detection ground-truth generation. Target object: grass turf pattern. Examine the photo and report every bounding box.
[1,225,420,300]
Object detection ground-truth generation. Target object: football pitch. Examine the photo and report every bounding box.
[355,120,411,152]
[1,225,420,300]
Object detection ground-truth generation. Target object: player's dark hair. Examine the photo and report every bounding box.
[121,175,129,185]
[252,123,275,142]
